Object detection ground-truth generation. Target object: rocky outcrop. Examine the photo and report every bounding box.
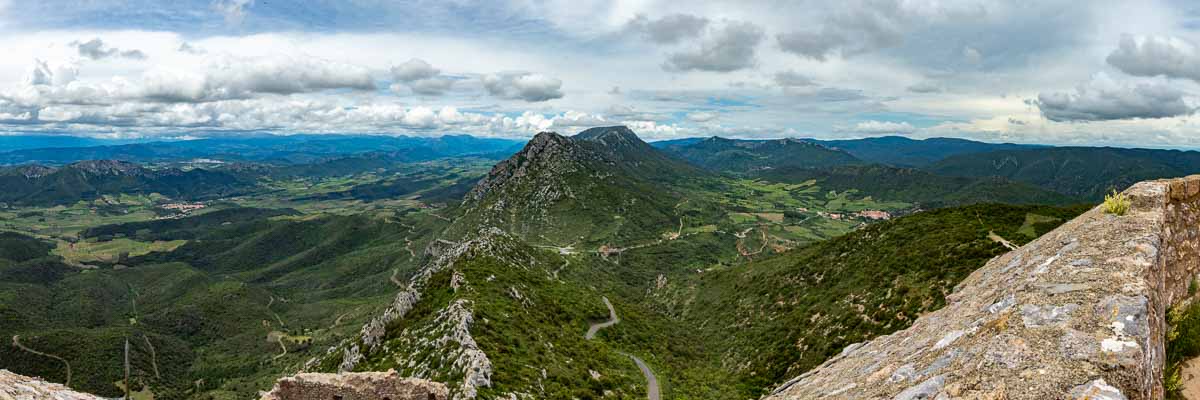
[0,369,101,400]
[260,370,448,400]
[766,175,1200,399]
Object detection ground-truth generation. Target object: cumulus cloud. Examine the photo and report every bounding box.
[70,38,146,60]
[391,58,439,82]
[773,70,816,88]
[840,120,916,134]
[664,21,764,72]
[626,13,710,44]
[1035,73,1192,122]
[482,72,563,102]
[1107,34,1200,82]
[5,54,376,108]
[390,58,453,96]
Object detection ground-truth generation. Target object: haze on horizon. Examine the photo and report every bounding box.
[0,0,1199,148]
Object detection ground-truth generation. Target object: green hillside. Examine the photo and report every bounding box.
[0,160,255,206]
[755,164,1080,207]
[660,136,862,173]
[927,147,1200,200]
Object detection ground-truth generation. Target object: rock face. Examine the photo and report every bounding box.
[260,370,448,400]
[0,369,102,400]
[766,175,1200,400]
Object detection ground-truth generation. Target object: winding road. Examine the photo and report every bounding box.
[585,297,661,400]
[12,335,71,386]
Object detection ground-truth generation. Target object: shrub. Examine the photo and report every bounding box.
[1103,190,1130,216]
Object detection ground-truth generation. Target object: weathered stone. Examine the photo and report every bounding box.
[260,370,448,400]
[1019,303,1078,328]
[765,175,1200,400]
[0,369,103,400]
[1067,378,1126,400]
[893,375,944,400]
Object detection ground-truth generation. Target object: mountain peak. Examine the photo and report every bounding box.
[572,126,642,144]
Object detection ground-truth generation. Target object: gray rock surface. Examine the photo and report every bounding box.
[765,175,1200,399]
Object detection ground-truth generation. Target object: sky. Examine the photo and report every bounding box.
[1,1,1200,147]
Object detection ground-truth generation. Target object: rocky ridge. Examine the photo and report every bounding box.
[765,175,1200,399]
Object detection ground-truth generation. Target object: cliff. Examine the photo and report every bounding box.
[765,176,1200,399]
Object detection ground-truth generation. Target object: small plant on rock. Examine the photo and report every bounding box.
[1102,189,1130,216]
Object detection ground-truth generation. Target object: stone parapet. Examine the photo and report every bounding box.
[765,175,1200,400]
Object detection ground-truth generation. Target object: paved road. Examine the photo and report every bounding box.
[586,297,619,340]
[584,296,661,400]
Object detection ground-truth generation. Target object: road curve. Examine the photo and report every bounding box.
[586,297,619,340]
[584,296,661,400]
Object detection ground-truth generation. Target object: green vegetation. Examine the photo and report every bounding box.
[927,146,1200,200]
[659,136,862,173]
[1103,189,1131,216]
[1166,299,1200,399]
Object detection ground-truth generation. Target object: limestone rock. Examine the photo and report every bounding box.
[260,370,448,400]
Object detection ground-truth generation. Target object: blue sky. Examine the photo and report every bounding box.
[0,1,1199,147]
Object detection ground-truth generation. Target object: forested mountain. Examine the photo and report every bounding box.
[0,160,254,206]
[657,136,862,173]
[927,146,1200,200]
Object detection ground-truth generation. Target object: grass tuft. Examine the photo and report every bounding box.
[1103,189,1130,216]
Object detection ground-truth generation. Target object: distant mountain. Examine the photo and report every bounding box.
[754,164,1079,207]
[0,160,255,205]
[0,135,149,151]
[0,134,525,165]
[658,136,862,173]
[456,126,706,245]
[926,146,1200,200]
[807,136,1039,167]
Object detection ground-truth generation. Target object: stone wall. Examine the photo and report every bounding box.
[765,175,1200,400]
[259,370,448,400]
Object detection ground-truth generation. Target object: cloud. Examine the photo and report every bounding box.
[664,21,764,72]
[482,72,563,102]
[626,13,709,44]
[178,42,206,54]
[6,54,376,107]
[1106,34,1200,82]
[773,70,816,88]
[391,58,439,82]
[776,2,906,61]
[213,0,253,25]
[906,82,942,93]
[1035,73,1192,122]
[70,38,146,60]
[389,58,453,95]
[686,111,718,122]
[840,120,916,134]
[963,46,982,65]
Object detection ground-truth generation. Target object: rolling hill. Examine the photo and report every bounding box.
[926,146,1200,200]
[0,160,255,206]
[754,164,1079,207]
[657,136,862,173]
[807,136,1039,167]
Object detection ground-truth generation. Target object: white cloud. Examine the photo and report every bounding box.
[391,58,439,82]
[774,70,816,87]
[839,120,916,134]
[1107,34,1200,82]
[482,72,563,102]
[1035,72,1192,122]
